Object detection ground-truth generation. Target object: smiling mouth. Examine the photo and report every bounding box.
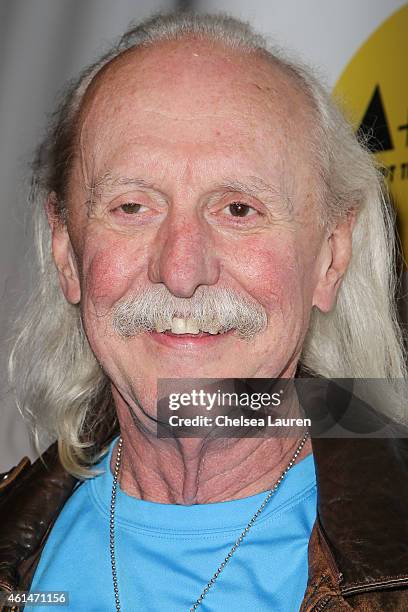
[150,316,234,346]
[154,316,228,336]
[161,330,230,338]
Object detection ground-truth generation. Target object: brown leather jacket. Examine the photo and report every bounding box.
[0,435,407,611]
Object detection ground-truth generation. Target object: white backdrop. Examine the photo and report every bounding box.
[196,0,406,84]
[1,0,406,470]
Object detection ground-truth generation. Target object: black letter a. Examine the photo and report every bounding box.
[358,85,393,152]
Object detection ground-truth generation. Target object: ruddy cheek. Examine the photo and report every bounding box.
[230,240,301,312]
[81,241,145,311]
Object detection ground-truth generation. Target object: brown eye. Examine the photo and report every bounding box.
[120,202,142,214]
[228,202,254,217]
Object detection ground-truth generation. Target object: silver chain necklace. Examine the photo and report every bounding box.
[110,432,309,611]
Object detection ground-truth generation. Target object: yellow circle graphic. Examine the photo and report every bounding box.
[334,3,408,258]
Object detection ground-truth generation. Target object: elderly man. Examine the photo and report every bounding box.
[0,11,407,612]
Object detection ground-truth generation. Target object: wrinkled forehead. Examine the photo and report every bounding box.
[74,39,318,194]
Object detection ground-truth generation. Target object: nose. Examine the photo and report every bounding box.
[148,212,220,297]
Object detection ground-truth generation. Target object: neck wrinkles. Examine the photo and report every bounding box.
[111,390,312,504]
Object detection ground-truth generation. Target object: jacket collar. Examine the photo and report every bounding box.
[298,375,408,594]
[311,434,408,594]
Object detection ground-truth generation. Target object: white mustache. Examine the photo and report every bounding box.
[111,284,267,340]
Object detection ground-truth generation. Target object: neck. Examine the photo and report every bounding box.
[111,387,311,505]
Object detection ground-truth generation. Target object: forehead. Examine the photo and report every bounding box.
[76,39,315,190]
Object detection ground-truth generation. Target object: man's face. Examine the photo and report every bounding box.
[51,40,348,410]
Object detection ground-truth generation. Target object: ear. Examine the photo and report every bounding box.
[312,211,356,313]
[45,194,81,304]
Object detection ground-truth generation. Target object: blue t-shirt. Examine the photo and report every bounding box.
[29,440,317,611]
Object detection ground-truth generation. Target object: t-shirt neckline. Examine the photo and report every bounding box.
[90,437,316,535]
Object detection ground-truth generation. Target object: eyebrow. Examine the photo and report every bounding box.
[88,173,157,197]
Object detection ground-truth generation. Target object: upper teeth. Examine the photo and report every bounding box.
[171,317,200,334]
[155,317,222,335]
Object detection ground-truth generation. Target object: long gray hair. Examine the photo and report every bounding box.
[8,12,407,477]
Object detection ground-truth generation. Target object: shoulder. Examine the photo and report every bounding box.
[0,444,79,593]
[307,435,408,610]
